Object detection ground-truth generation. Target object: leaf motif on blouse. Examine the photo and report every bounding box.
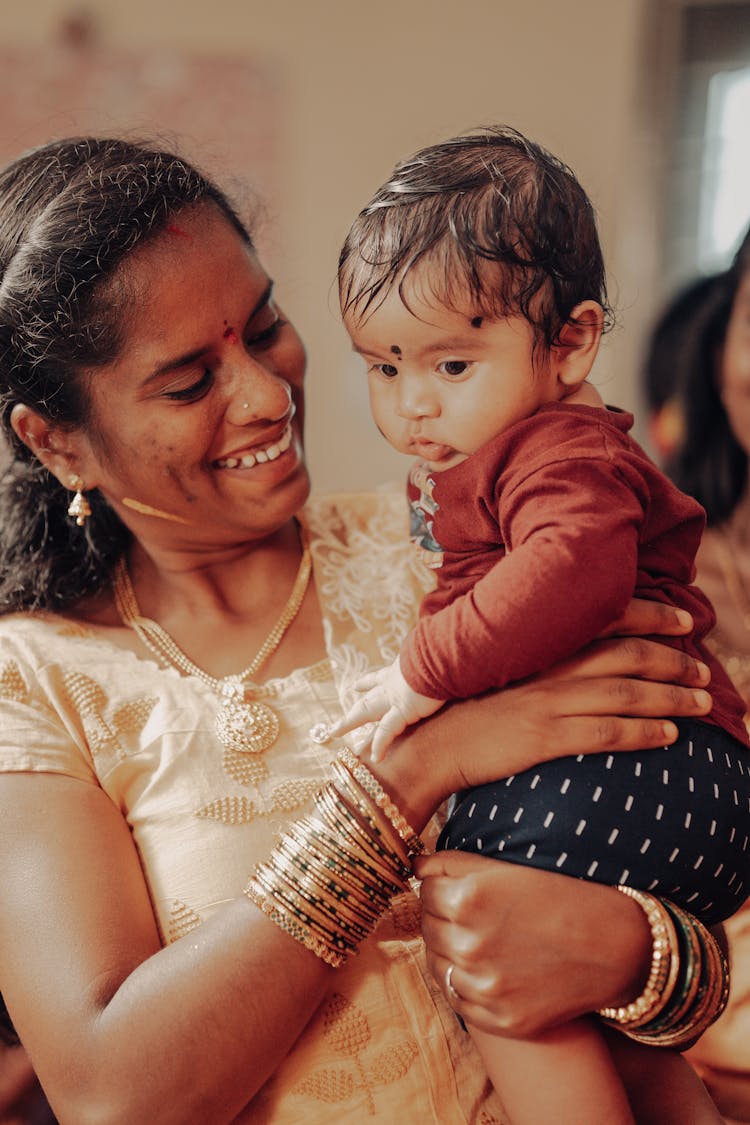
[0,660,30,704]
[195,779,322,825]
[167,900,203,943]
[222,746,269,787]
[293,992,418,1115]
[61,671,156,760]
[55,620,96,638]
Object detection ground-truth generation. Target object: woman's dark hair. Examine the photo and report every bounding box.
[0,136,252,613]
[664,226,750,525]
[338,125,614,355]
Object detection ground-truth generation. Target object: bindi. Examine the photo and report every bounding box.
[390,345,402,357]
[223,321,238,344]
[166,225,191,239]
[471,316,483,328]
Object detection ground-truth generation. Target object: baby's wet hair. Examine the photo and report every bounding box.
[339,125,613,351]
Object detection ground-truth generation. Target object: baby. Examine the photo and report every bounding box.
[328,126,750,1124]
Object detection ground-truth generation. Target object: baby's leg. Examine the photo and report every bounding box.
[606,1029,723,1124]
[468,1016,635,1125]
[468,1019,723,1125]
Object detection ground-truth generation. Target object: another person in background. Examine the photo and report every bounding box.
[649,225,750,1122]
[643,272,727,464]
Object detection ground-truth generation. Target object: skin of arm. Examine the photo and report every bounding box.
[0,604,712,1123]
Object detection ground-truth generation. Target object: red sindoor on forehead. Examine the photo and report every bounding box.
[223,323,238,343]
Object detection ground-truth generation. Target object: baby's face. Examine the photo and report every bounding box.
[345,287,561,471]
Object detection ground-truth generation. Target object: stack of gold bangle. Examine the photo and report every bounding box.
[597,885,730,1047]
[244,752,423,967]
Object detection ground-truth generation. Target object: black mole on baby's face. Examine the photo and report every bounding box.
[390,345,402,357]
[471,316,483,328]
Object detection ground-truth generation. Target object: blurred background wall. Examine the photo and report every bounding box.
[3,0,749,491]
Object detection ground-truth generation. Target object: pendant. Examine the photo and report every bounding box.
[215,684,280,754]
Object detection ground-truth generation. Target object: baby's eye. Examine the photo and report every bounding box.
[438,360,470,377]
[374,363,399,378]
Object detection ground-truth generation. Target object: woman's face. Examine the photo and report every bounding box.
[72,205,310,547]
[720,269,750,456]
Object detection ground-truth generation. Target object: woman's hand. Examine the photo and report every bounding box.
[377,599,711,830]
[415,850,652,1037]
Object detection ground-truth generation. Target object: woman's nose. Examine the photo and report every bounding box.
[227,357,292,425]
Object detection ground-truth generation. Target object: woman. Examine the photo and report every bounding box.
[658,226,750,1122]
[0,137,723,1124]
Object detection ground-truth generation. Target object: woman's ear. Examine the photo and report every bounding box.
[9,404,86,489]
[553,300,604,393]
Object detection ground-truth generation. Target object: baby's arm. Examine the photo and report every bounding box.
[327,654,445,760]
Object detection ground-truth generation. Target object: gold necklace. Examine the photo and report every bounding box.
[113,535,312,755]
[713,527,750,633]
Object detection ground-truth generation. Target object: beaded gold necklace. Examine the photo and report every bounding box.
[113,537,312,755]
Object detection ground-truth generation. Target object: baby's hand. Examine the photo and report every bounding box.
[326,659,445,761]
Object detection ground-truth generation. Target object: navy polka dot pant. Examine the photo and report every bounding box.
[437,719,750,923]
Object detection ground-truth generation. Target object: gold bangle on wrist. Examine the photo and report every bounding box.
[244,770,418,968]
[337,747,425,856]
[597,886,679,1028]
[596,886,730,1048]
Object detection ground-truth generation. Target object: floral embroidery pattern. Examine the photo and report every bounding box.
[195,778,322,825]
[167,900,203,943]
[293,993,418,1115]
[61,671,156,760]
[0,660,30,704]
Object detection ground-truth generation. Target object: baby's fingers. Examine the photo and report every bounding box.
[370,708,409,762]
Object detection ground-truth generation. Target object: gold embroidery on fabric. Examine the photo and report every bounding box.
[195,796,259,825]
[195,779,322,824]
[306,659,334,683]
[55,621,96,638]
[222,747,268,787]
[0,660,30,704]
[61,671,156,759]
[292,993,418,1115]
[387,891,422,937]
[167,900,203,943]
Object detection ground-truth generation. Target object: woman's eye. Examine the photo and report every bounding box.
[375,363,399,378]
[438,360,470,377]
[247,317,287,350]
[163,369,214,402]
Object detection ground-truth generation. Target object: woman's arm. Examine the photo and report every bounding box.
[0,773,334,1125]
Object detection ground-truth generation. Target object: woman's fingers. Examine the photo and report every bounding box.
[415,852,650,1037]
[544,636,710,687]
[602,598,693,638]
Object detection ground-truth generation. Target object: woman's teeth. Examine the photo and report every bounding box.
[217,425,293,469]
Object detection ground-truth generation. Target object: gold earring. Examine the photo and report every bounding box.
[67,476,92,526]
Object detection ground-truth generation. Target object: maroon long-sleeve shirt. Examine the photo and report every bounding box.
[402,402,748,745]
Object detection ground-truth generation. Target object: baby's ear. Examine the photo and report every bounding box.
[553,300,603,391]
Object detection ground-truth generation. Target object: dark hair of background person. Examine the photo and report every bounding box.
[0,136,252,615]
[660,227,750,525]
